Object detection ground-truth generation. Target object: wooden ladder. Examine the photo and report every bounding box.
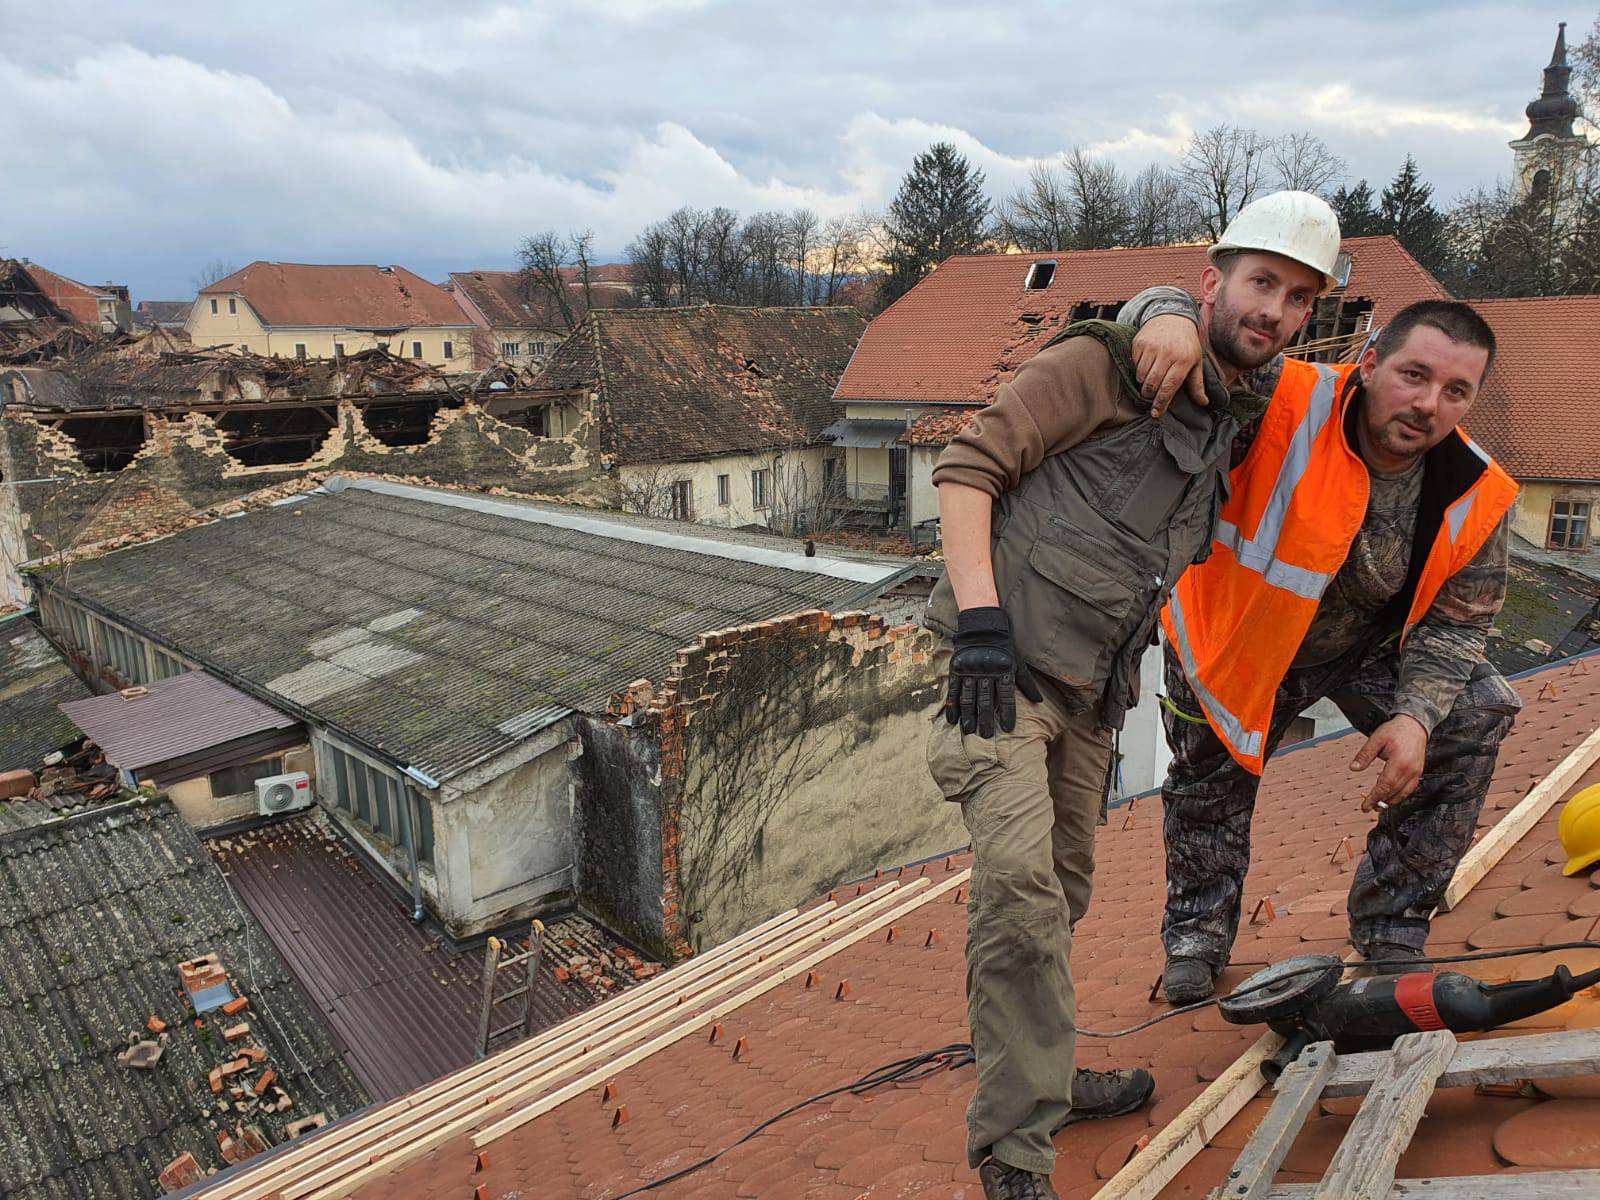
[1212,1028,1600,1199]
[476,919,546,1058]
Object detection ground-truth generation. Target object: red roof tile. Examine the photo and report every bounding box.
[18,262,120,326]
[202,262,470,330]
[199,654,1600,1200]
[834,237,1448,407]
[1468,294,1600,482]
[446,268,636,331]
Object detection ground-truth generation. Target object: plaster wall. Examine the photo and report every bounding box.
[1511,480,1599,551]
[165,744,315,830]
[186,295,473,368]
[619,446,830,531]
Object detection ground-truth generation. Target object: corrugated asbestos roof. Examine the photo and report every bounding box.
[59,670,297,773]
[0,796,367,1199]
[40,479,909,781]
[0,614,89,771]
[209,811,647,1100]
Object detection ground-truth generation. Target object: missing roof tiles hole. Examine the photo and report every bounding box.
[1024,261,1056,290]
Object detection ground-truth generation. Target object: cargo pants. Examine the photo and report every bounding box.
[926,644,1116,1175]
[1159,638,1520,967]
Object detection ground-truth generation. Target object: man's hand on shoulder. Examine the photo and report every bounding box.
[1132,314,1208,418]
[1351,714,1429,812]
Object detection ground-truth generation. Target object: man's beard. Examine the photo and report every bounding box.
[1208,294,1284,371]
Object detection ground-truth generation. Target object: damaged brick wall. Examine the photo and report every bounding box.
[0,398,612,586]
[629,609,959,955]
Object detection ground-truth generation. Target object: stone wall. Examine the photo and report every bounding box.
[0,398,612,596]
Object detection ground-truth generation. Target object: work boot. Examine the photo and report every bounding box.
[1361,942,1428,976]
[1162,955,1218,1004]
[978,1159,1060,1200]
[1052,1066,1156,1132]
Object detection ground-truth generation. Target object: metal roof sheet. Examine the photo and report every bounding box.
[59,670,298,773]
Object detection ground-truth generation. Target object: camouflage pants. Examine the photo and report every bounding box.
[1159,638,1519,966]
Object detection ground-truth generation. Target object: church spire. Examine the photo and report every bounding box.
[1524,21,1579,139]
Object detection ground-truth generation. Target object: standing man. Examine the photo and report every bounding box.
[1125,297,1520,1005]
[924,192,1341,1200]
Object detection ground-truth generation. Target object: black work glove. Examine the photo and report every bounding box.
[944,607,1043,738]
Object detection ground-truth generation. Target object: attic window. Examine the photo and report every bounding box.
[1024,261,1056,291]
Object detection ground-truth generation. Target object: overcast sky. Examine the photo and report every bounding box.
[1,0,1584,301]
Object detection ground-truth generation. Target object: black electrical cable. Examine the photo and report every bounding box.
[608,1043,975,1197]
[609,940,1600,1194]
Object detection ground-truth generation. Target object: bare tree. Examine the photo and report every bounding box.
[1270,132,1347,196]
[1064,147,1130,249]
[741,211,791,305]
[787,208,820,305]
[814,212,876,305]
[1179,124,1274,239]
[1125,164,1198,246]
[617,464,678,518]
[517,229,595,332]
[993,160,1075,251]
[190,258,238,293]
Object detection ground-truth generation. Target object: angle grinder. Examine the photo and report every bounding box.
[1218,953,1600,1079]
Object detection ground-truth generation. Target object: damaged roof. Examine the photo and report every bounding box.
[834,236,1447,406]
[0,795,367,1200]
[0,613,89,772]
[446,268,637,331]
[534,304,869,464]
[201,262,471,330]
[211,810,651,1100]
[37,477,913,782]
[193,654,1600,1200]
[1470,294,1600,483]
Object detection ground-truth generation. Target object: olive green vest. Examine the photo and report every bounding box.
[925,321,1264,729]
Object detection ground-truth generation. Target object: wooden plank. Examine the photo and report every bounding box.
[1220,1041,1339,1200]
[1443,724,1600,909]
[1322,1028,1600,1097]
[304,869,972,1200]
[1312,1029,1457,1200]
[281,879,929,1200]
[1268,1171,1600,1198]
[1093,1033,1283,1200]
[475,935,502,1058]
[521,919,546,1038]
[202,901,820,1200]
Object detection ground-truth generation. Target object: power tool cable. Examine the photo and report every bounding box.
[607,940,1600,1195]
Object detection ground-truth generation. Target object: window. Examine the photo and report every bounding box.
[716,474,731,506]
[1549,499,1592,550]
[209,757,285,798]
[529,341,547,357]
[209,298,219,315]
[443,340,453,359]
[228,298,237,315]
[333,342,345,357]
[154,648,187,679]
[93,616,149,685]
[670,480,694,521]
[501,342,521,357]
[294,343,307,360]
[1024,261,1057,290]
[316,739,431,864]
[411,341,423,358]
[751,468,771,509]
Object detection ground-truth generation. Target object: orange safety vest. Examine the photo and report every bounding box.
[1160,357,1519,775]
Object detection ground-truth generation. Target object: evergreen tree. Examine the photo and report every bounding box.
[1379,157,1448,274]
[1329,180,1383,237]
[879,143,992,307]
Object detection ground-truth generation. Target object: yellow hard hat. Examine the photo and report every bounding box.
[1558,783,1600,877]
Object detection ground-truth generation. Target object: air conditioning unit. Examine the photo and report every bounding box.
[256,771,314,817]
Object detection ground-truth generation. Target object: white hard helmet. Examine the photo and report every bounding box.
[1209,190,1343,294]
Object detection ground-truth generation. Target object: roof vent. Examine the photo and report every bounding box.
[1024,261,1056,291]
[378,266,394,274]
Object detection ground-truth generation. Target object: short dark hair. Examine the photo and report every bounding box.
[1373,300,1497,378]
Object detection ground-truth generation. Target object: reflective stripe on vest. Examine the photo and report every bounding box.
[1168,587,1265,759]
[1210,364,1341,602]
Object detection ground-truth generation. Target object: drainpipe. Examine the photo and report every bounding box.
[396,764,438,923]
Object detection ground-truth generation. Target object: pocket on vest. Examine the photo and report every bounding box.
[1015,538,1137,687]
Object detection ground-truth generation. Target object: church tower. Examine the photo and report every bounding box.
[1509,22,1587,210]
